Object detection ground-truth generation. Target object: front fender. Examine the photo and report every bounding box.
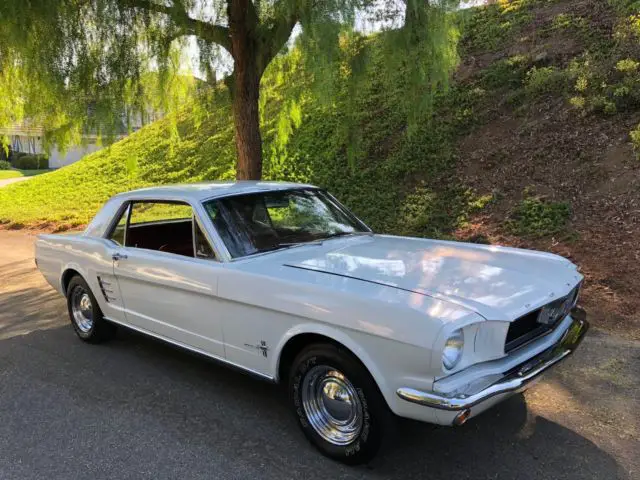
[272,323,387,389]
[270,322,441,416]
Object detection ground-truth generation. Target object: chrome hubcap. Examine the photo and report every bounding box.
[301,365,363,446]
[71,287,93,333]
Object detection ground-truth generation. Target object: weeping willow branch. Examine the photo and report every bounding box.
[119,0,232,51]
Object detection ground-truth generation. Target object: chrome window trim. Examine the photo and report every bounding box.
[322,190,372,233]
[192,214,218,261]
[197,184,316,205]
[192,199,232,262]
[104,201,132,247]
[102,197,229,262]
[199,187,372,262]
[191,213,197,258]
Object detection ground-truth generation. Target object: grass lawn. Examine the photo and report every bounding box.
[0,169,52,180]
[19,169,53,177]
[0,171,22,180]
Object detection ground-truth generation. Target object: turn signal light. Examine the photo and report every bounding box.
[453,409,471,426]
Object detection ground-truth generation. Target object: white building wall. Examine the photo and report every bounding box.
[10,134,104,169]
[10,135,39,155]
[48,144,103,168]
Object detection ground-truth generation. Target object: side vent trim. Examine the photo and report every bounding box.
[97,276,117,303]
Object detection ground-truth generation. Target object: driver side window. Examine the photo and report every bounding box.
[107,200,217,260]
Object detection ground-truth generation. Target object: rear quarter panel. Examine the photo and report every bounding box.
[36,234,118,316]
[36,234,83,294]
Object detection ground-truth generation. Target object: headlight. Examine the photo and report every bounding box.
[442,328,464,370]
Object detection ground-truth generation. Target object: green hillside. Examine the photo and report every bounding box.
[0,2,469,233]
[1,0,636,235]
[1,0,639,334]
[0,44,473,236]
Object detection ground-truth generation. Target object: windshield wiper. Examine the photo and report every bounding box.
[322,231,372,241]
[265,232,371,251]
[280,232,371,247]
[278,240,324,247]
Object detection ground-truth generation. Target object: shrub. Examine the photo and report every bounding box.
[525,66,567,96]
[613,14,640,50]
[459,1,533,53]
[9,151,27,163]
[551,13,589,33]
[566,54,640,114]
[631,124,640,160]
[0,160,11,170]
[569,96,586,110]
[0,141,10,162]
[616,58,640,73]
[506,196,571,238]
[482,55,530,89]
[13,154,49,170]
[609,0,640,16]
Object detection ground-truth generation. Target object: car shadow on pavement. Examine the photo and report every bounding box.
[0,259,67,340]
[0,323,629,480]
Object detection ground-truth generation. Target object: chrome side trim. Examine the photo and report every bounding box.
[397,311,589,412]
[96,276,117,302]
[103,316,275,382]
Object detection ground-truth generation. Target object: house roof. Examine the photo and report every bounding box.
[0,123,46,137]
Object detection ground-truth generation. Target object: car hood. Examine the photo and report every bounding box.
[278,234,583,321]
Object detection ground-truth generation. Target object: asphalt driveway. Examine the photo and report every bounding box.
[0,230,638,479]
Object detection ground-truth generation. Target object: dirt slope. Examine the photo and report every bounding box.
[453,0,640,339]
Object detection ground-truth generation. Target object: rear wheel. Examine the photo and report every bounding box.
[289,343,392,464]
[66,275,116,343]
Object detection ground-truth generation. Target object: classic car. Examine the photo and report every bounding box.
[35,181,588,464]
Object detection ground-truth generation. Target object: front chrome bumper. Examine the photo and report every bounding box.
[397,308,589,412]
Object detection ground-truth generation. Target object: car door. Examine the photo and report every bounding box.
[111,200,226,358]
[94,202,133,323]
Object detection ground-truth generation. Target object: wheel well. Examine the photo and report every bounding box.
[277,333,359,384]
[61,269,82,295]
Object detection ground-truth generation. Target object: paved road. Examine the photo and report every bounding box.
[0,176,31,188]
[0,230,638,480]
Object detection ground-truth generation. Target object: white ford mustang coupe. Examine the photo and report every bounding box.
[36,182,588,463]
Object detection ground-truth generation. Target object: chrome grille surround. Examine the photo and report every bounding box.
[505,284,581,353]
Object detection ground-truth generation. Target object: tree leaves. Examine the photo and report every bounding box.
[0,0,460,164]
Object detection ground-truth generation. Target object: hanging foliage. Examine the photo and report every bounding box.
[0,0,460,179]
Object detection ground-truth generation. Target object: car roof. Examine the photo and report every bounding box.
[113,181,318,202]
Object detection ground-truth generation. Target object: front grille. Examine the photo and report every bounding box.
[505,285,581,353]
[505,309,549,353]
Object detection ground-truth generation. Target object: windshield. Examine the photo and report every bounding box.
[203,188,370,258]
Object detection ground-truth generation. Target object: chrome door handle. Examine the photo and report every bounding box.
[112,252,128,261]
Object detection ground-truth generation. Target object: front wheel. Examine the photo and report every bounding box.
[66,275,116,343]
[289,343,392,464]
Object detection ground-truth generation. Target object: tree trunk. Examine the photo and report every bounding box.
[229,0,263,181]
[403,0,428,44]
[230,61,262,180]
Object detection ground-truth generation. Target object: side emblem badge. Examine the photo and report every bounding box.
[245,340,269,358]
